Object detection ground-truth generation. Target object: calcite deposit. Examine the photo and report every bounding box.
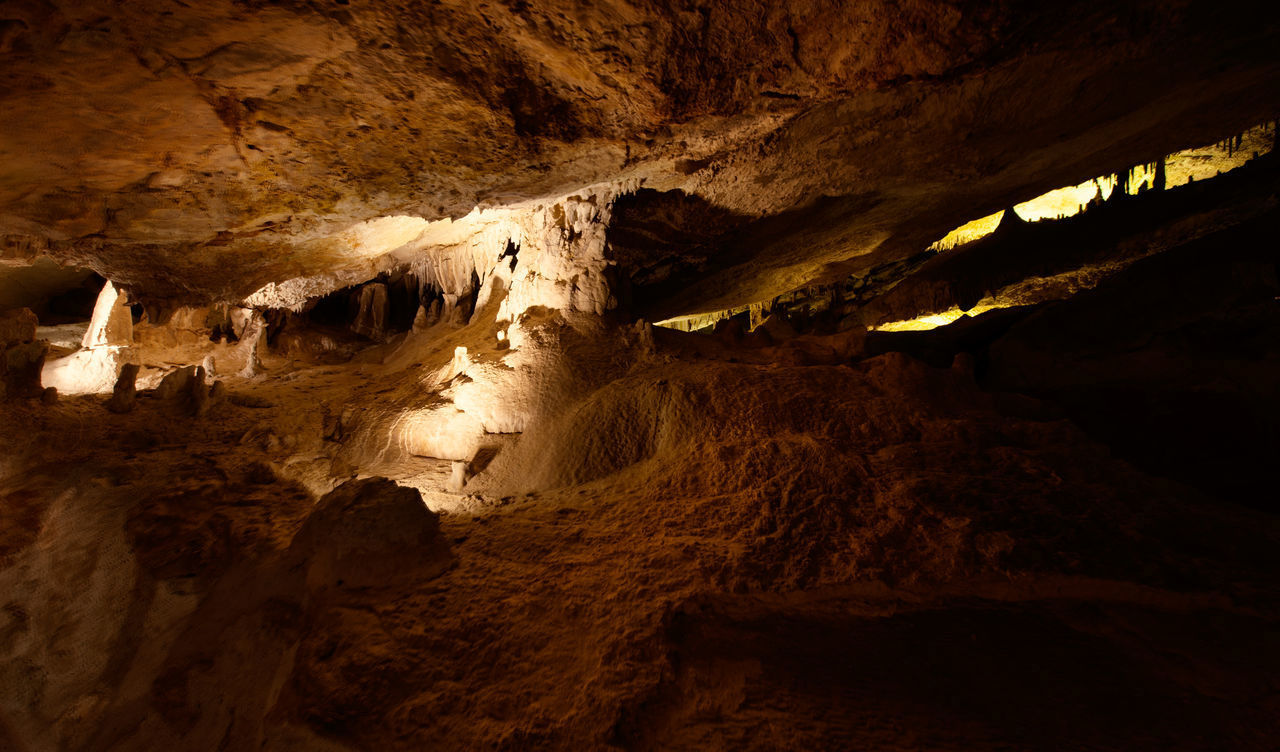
[1,1,1279,750]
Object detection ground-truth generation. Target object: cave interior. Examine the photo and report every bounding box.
[1,1,1279,750]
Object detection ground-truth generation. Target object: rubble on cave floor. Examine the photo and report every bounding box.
[2,281,1280,749]
[2,2,1279,746]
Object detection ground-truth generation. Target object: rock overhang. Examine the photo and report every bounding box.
[0,0,1276,312]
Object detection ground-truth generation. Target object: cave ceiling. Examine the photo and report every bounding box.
[1,0,1277,313]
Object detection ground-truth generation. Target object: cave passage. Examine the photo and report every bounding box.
[2,3,1279,751]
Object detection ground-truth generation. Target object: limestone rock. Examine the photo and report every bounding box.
[238,312,268,378]
[411,303,430,333]
[209,380,228,406]
[424,300,443,327]
[287,478,453,592]
[351,282,389,340]
[760,312,797,341]
[0,308,37,348]
[153,365,220,416]
[190,366,211,416]
[40,347,123,395]
[2,341,46,399]
[440,294,463,326]
[448,460,470,492]
[155,365,200,401]
[713,317,744,344]
[229,307,255,339]
[81,281,132,349]
[106,363,140,413]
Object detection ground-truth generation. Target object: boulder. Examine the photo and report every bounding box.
[41,347,123,395]
[0,308,37,348]
[759,312,797,341]
[287,478,453,592]
[3,341,47,399]
[713,317,744,344]
[155,365,200,401]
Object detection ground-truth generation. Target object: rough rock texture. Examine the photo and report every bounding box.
[3,3,1280,751]
[155,364,200,401]
[2,340,46,400]
[80,281,132,349]
[1,307,44,399]
[983,209,1280,510]
[1,0,1277,312]
[0,307,37,348]
[859,150,1280,329]
[41,281,134,395]
[1,324,1277,750]
[287,477,453,592]
[105,362,139,414]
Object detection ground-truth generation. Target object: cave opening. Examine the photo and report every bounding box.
[301,269,436,341]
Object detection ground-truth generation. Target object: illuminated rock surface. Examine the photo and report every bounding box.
[1,1,1280,750]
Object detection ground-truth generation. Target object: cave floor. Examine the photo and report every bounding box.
[3,330,1279,751]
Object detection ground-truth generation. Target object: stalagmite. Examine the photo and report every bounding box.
[238,312,268,378]
[190,365,210,416]
[411,304,430,332]
[448,460,470,492]
[81,281,132,349]
[41,282,133,394]
[440,293,463,325]
[209,380,227,406]
[106,363,140,413]
[352,282,389,340]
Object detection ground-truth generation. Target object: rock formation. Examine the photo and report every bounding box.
[1,2,1279,750]
[104,362,139,414]
[41,281,133,394]
[0,307,44,399]
[287,477,453,593]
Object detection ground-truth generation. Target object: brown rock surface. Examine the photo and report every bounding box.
[0,328,1277,749]
[288,477,453,592]
[105,362,139,413]
[0,0,1276,311]
[0,307,37,347]
[2,340,46,399]
[2,3,1280,751]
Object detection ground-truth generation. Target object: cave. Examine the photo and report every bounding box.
[2,1,1279,750]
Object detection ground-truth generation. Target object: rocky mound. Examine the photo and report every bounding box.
[288,477,454,592]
